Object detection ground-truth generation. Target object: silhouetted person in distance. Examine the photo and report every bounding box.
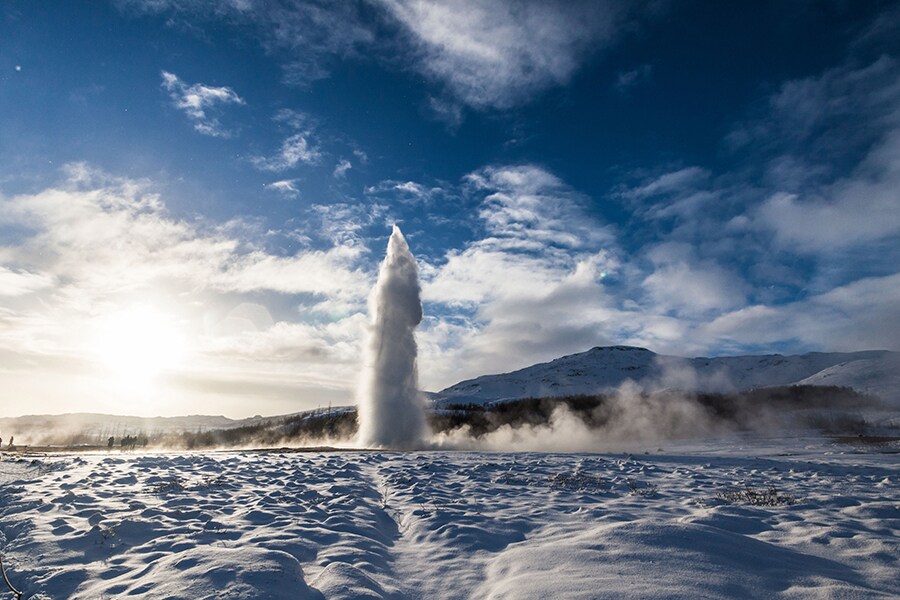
[7,436,14,450]
[108,436,115,451]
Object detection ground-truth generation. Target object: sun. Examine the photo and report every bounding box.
[92,305,188,384]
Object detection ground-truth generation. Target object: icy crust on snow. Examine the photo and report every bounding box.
[434,346,897,405]
[0,443,898,599]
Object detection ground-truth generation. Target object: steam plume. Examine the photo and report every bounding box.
[357,226,428,448]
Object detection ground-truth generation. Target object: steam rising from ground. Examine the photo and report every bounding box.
[5,349,888,452]
[430,360,888,452]
[356,226,429,449]
[432,381,727,452]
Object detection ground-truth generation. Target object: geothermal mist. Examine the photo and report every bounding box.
[357,226,428,449]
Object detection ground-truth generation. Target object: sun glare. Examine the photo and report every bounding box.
[92,305,188,385]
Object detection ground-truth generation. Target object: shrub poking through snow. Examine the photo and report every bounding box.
[194,474,227,490]
[625,478,658,497]
[147,476,187,495]
[715,485,797,506]
[547,471,607,492]
[493,471,533,486]
[95,523,119,544]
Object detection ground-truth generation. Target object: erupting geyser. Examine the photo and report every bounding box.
[357,225,428,449]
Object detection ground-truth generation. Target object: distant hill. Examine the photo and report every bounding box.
[0,412,280,446]
[3,346,897,446]
[0,407,358,448]
[796,355,900,400]
[432,346,898,406]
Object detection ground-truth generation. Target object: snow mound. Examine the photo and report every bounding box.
[477,520,870,599]
[82,546,318,599]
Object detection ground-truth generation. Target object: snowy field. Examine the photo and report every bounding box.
[1,437,898,599]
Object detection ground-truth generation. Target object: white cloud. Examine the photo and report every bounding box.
[737,56,900,252]
[614,64,652,93]
[427,96,464,127]
[160,70,244,137]
[419,205,749,389]
[251,133,321,171]
[206,315,367,365]
[4,158,897,415]
[641,243,748,316]
[614,166,723,224]
[378,0,627,109]
[309,201,390,248]
[251,110,322,171]
[217,245,367,297]
[262,2,377,85]
[416,33,900,386]
[623,167,709,200]
[768,56,900,141]
[700,273,900,353]
[419,247,625,389]
[0,267,54,296]
[264,179,301,198]
[757,128,900,251]
[466,165,612,250]
[413,164,754,388]
[365,179,445,205]
[272,108,311,129]
[0,164,374,416]
[0,165,371,302]
[129,1,645,112]
[332,159,352,178]
[418,164,623,387]
[415,159,899,391]
[122,1,375,86]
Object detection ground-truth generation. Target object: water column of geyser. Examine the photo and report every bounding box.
[357,225,428,449]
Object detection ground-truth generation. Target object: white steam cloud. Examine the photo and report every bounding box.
[357,226,429,449]
[433,380,726,453]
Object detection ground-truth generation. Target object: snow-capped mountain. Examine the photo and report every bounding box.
[796,355,900,400]
[432,346,898,406]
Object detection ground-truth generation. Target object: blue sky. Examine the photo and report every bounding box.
[1,0,899,417]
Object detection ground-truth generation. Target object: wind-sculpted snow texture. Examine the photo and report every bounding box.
[358,226,428,449]
[0,440,898,598]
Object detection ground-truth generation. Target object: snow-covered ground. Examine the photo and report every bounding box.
[1,437,898,599]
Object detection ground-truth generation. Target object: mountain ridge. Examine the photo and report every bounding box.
[433,345,897,406]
